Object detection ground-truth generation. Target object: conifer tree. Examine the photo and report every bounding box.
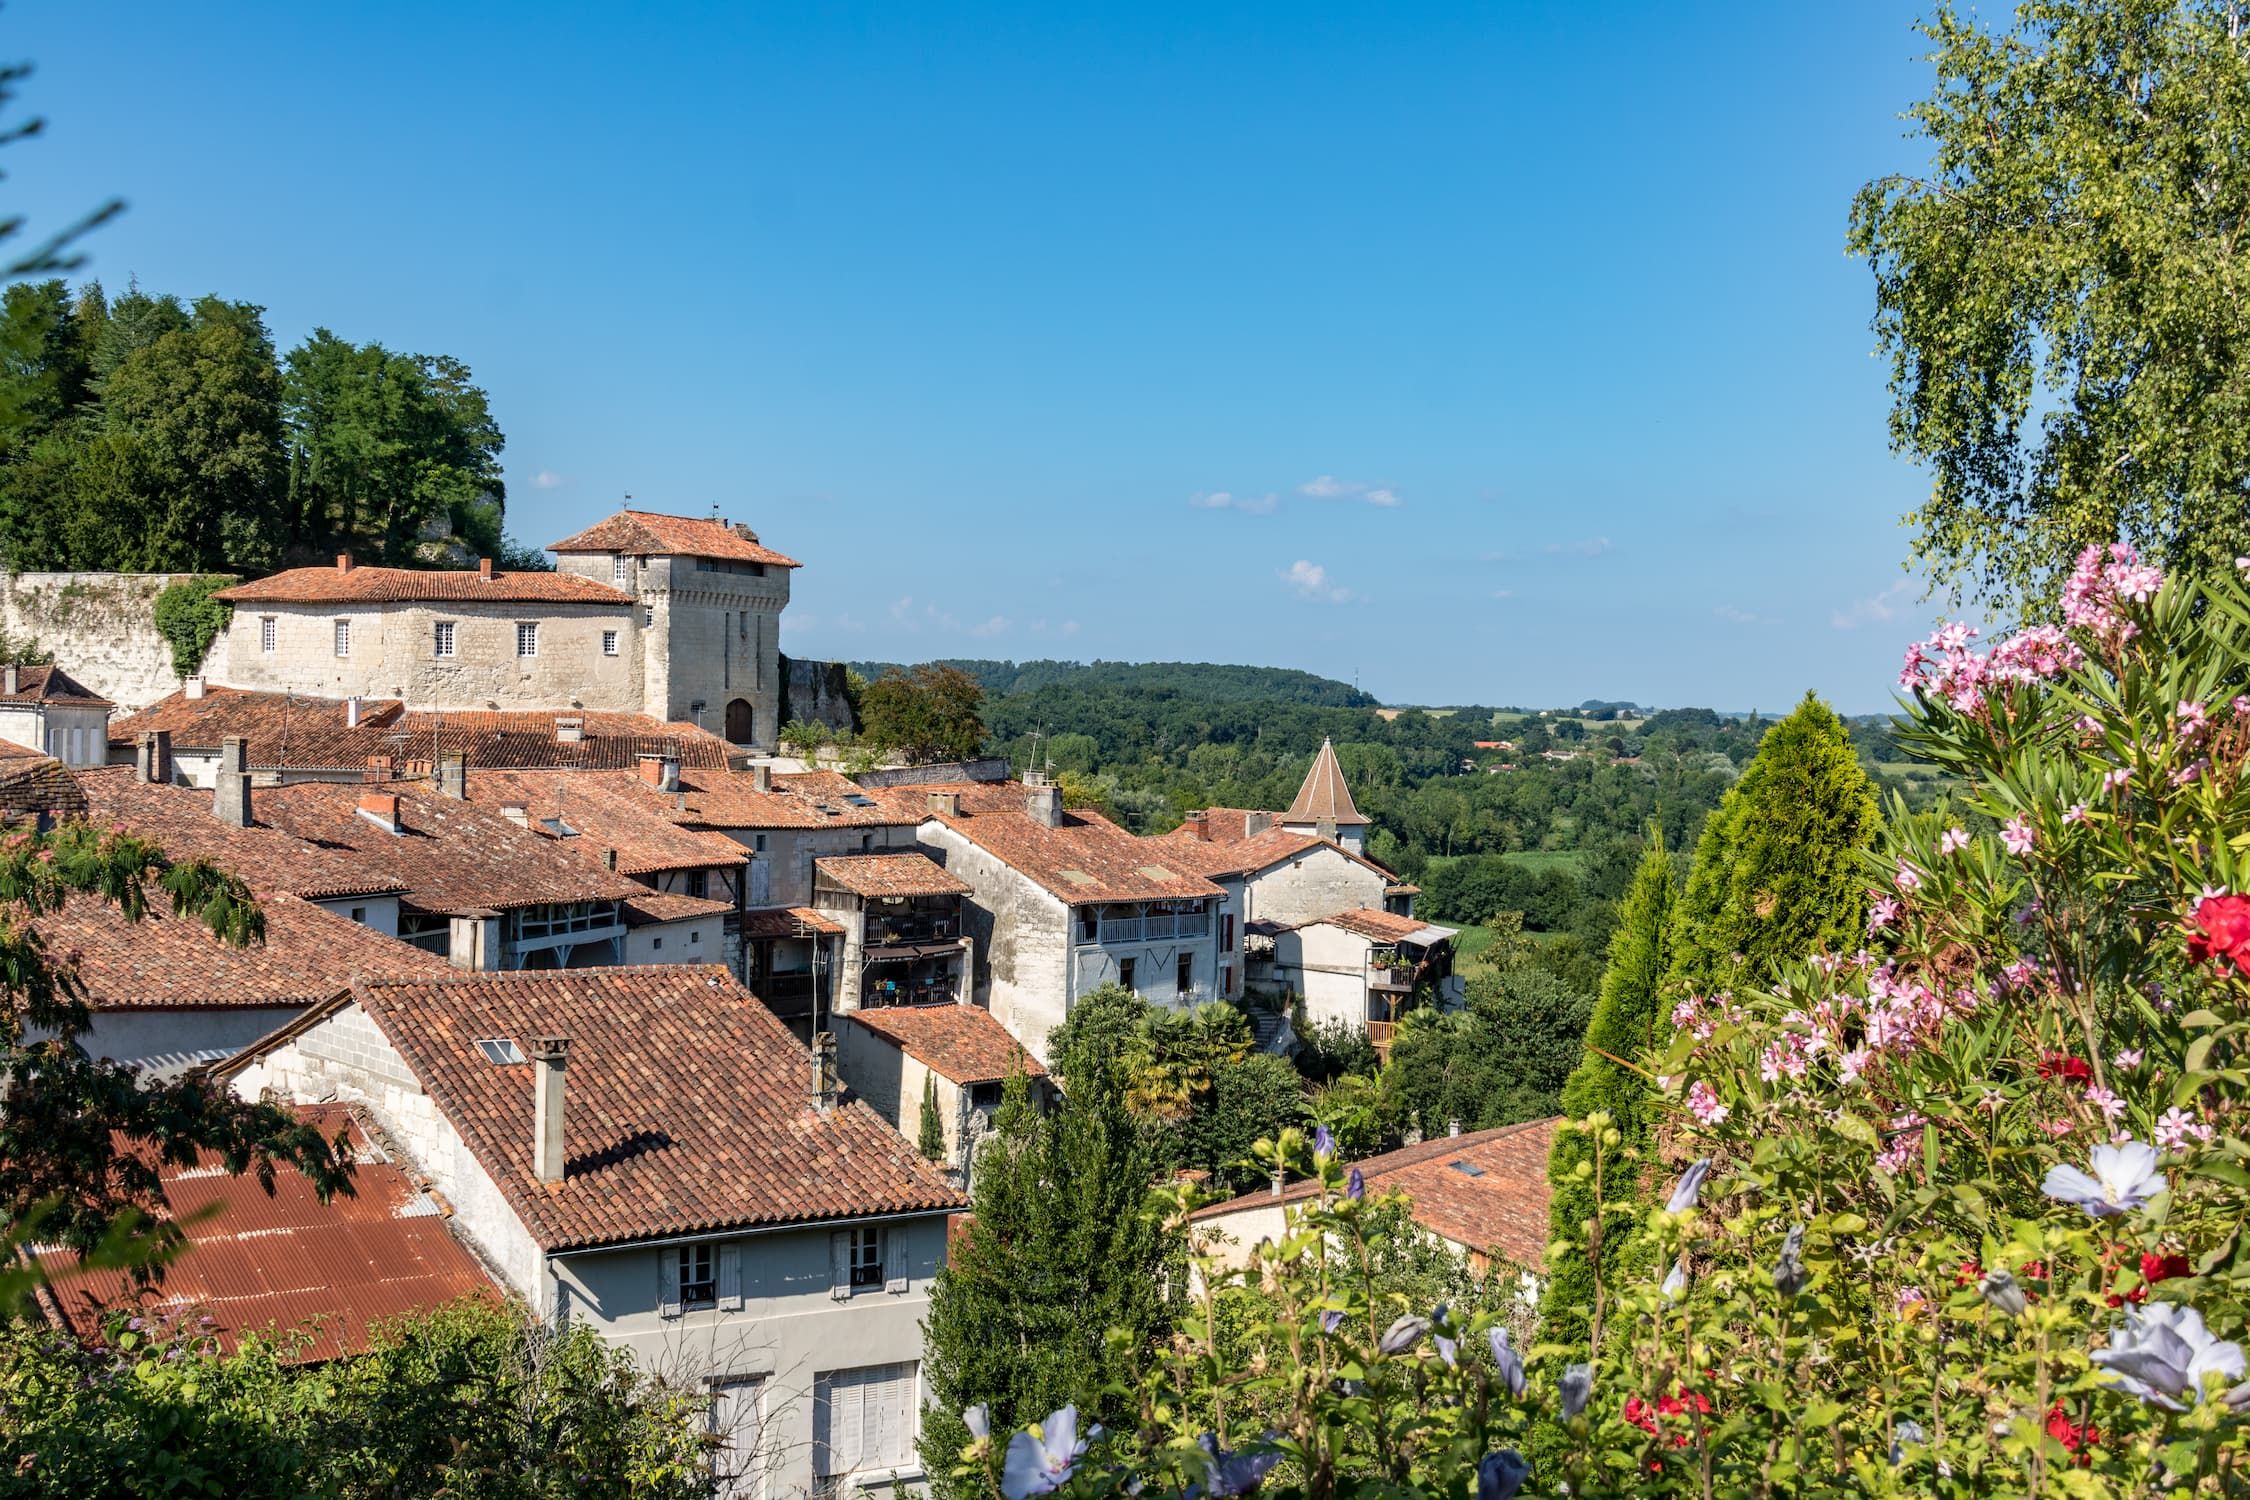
[917,1066,1182,1496]
[1666,692,1882,997]
[917,1070,945,1162]
[1536,833,1676,1358]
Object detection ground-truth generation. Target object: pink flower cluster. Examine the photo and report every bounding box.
[1685,1078,1729,1125]
[1898,620,2088,716]
[2061,542,2165,643]
[1671,992,1745,1044]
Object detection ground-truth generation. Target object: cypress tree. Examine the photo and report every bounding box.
[1667,692,1882,997]
[917,1071,946,1162]
[918,1068,1182,1496]
[1536,833,1676,1358]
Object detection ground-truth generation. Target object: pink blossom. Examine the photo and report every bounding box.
[2042,1118,2076,1138]
[2084,1085,2125,1121]
[2113,1048,2143,1072]
[1875,1135,1920,1175]
[1867,894,1901,933]
[2172,757,2211,787]
[1894,859,1923,892]
[2155,1107,2203,1151]
[2102,767,2131,794]
[1939,827,1969,856]
[2001,816,2035,856]
[1686,1079,1729,1126]
[2063,802,2091,825]
[2233,695,2250,719]
[1838,1047,1872,1085]
[2177,699,2210,737]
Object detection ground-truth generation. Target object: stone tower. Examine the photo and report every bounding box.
[548,510,799,749]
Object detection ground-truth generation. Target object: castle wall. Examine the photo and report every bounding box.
[0,572,232,713]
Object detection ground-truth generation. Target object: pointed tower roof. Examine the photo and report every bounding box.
[1283,738,1369,828]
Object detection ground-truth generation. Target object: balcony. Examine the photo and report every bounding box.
[865,914,961,949]
[1080,910,1209,946]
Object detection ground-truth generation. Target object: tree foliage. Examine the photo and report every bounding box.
[1665,693,1882,998]
[1379,968,1592,1139]
[857,664,986,765]
[149,575,232,678]
[918,1069,946,1162]
[1850,0,2250,611]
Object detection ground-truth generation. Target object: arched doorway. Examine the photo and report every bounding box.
[725,697,755,745]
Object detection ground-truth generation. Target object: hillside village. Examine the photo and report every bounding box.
[0,508,1519,1498]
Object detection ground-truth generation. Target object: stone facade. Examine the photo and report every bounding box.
[780,654,857,737]
[0,572,231,713]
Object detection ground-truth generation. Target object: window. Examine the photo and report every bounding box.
[848,1226,886,1289]
[259,617,276,653]
[601,629,619,656]
[516,622,539,657]
[813,1362,919,1488]
[433,621,455,658]
[752,834,768,854]
[1220,913,1236,952]
[612,554,630,583]
[333,619,350,657]
[652,936,663,951]
[1176,952,1194,996]
[350,906,367,925]
[686,870,710,900]
[643,605,654,628]
[679,1243,716,1310]
[1220,963,1235,997]
[1118,957,1136,992]
[1079,909,1098,943]
[709,1376,766,1499]
[691,929,701,945]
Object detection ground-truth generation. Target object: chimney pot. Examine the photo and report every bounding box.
[478,557,494,580]
[751,763,772,794]
[1448,1119,1462,1138]
[636,752,680,793]
[927,789,961,819]
[531,1036,570,1185]
[345,695,362,729]
[3,665,17,696]
[554,716,584,744]
[183,676,206,701]
[1185,810,1208,841]
[335,552,353,573]
[1245,811,1273,837]
[1024,779,1062,828]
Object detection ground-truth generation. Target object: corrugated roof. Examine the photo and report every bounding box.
[213,565,631,606]
[547,510,801,568]
[38,1106,495,1362]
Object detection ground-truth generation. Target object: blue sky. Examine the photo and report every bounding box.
[5,0,1962,712]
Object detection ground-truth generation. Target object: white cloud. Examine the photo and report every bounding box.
[1546,536,1613,558]
[1492,588,1515,600]
[967,615,1009,639]
[1362,487,1403,508]
[530,469,565,489]
[1281,559,1357,604]
[1713,604,1764,625]
[1191,490,1278,514]
[1299,475,1404,507]
[1060,619,1080,636]
[1831,579,1916,630]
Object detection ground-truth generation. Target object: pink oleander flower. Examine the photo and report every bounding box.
[2084,1085,2126,1122]
[2103,767,2131,793]
[2234,695,2250,719]
[1838,1046,1872,1085]
[2172,757,2211,787]
[1867,894,1901,932]
[2064,802,2091,825]
[2156,1108,2216,1150]
[1934,622,1974,652]
[1939,827,1969,856]
[1875,1135,1920,1175]
[2002,816,2035,856]
[1686,1079,1729,1126]
[2043,1118,2076,1138]
[2113,1048,2143,1072]
[1894,859,1923,892]
[2177,699,2210,737]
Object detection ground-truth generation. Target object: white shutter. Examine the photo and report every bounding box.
[719,1242,743,1311]
[882,1227,907,1295]
[552,1279,571,1330]
[658,1247,682,1319]
[830,1230,852,1300]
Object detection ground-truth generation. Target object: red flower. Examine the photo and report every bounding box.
[2141,1250,2193,1284]
[1623,1387,1713,1448]
[2045,1402,2099,1459]
[2187,893,2250,978]
[2037,1052,2092,1083]
[1954,1260,1982,1287]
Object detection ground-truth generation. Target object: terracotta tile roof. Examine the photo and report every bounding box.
[546,509,801,569]
[1171,808,1272,845]
[229,969,962,1251]
[1314,907,1457,945]
[1192,1118,1558,1265]
[844,1004,1046,1085]
[1156,825,1329,879]
[78,770,407,901]
[914,786,1224,906]
[739,906,845,940]
[38,1106,495,1361]
[668,767,918,831]
[213,564,630,606]
[0,663,113,707]
[459,769,749,877]
[621,891,734,925]
[40,891,445,1010]
[1283,739,1369,827]
[110,688,737,772]
[253,782,650,916]
[814,853,970,899]
[0,753,86,817]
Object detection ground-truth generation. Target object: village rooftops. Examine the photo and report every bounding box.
[1191,1118,1559,1265]
[0,663,113,707]
[37,1105,494,1362]
[813,852,971,899]
[844,1004,1046,1086]
[0,740,86,818]
[110,687,738,773]
[252,781,650,916]
[1304,907,1457,946]
[39,890,445,1010]
[546,509,802,569]
[458,768,749,877]
[217,968,963,1251]
[739,906,846,940]
[78,768,407,902]
[666,767,921,832]
[1156,818,1402,884]
[212,557,631,607]
[906,780,1223,906]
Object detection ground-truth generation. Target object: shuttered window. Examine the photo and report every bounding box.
[709,1376,765,1498]
[813,1362,919,1487]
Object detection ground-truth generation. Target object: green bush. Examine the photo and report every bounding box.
[150,574,233,678]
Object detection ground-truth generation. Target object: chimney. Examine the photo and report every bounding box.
[1269,1168,1284,1198]
[213,736,251,828]
[554,716,584,744]
[1448,1119,1462,1138]
[1245,811,1273,837]
[1023,772,1062,829]
[364,754,393,782]
[812,1030,839,1114]
[184,676,206,701]
[602,847,618,871]
[2,666,16,696]
[499,802,529,828]
[335,552,353,573]
[1317,816,1338,841]
[135,729,172,785]
[927,789,961,819]
[434,751,466,799]
[1184,810,1208,841]
[531,1037,570,1185]
[752,763,773,793]
[478,557,494,580]
[345,696,362,729]
[448,914,498,970]
[636,752,680,792]
[356,790,401,834]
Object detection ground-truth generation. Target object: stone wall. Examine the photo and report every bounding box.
[778,655,857,737]
[0,572,236,713]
